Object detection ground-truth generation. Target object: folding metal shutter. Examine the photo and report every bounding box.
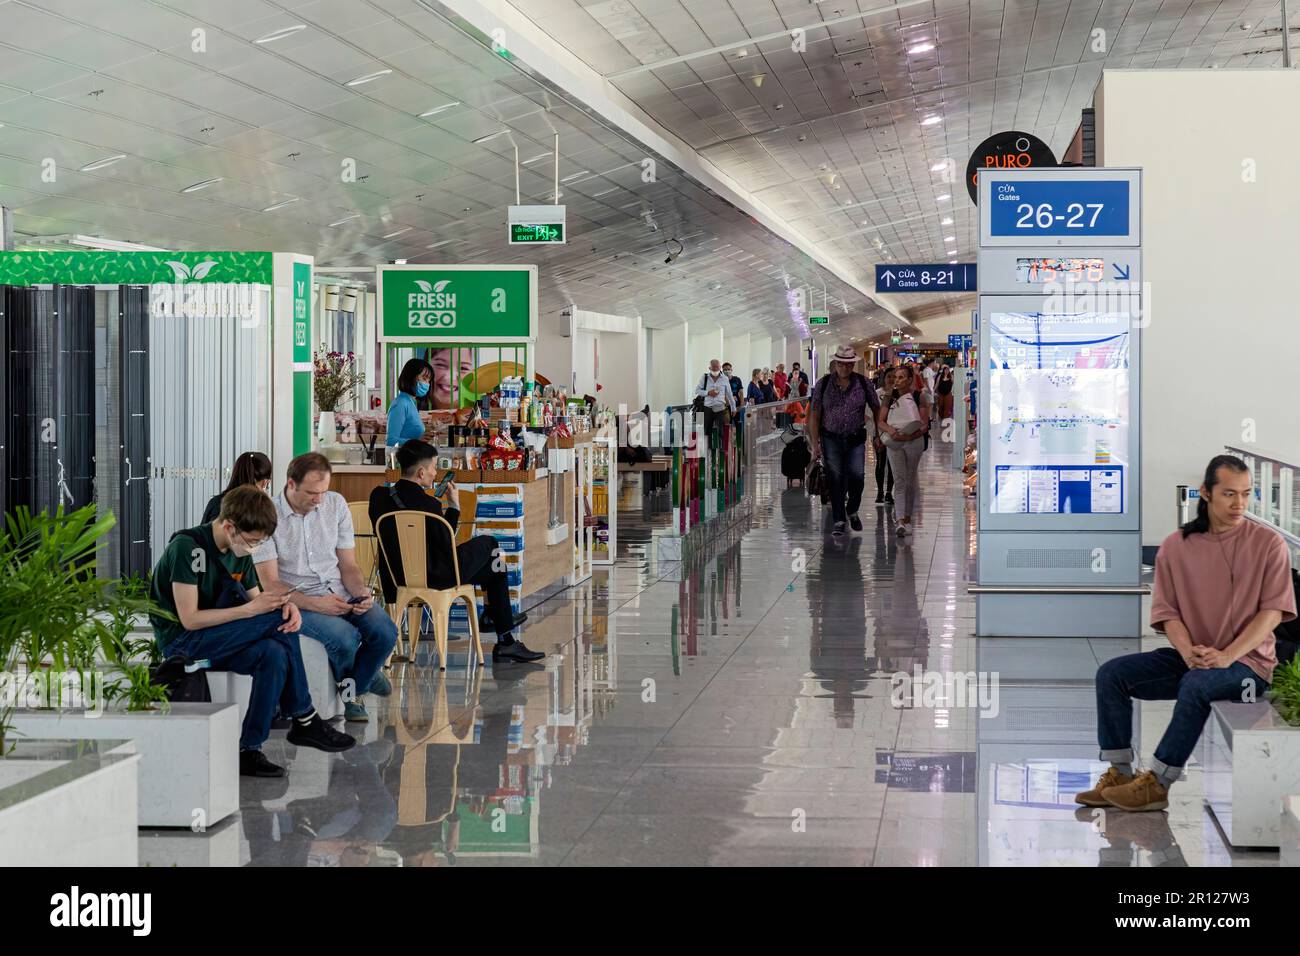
[54,285,96,511]
[118,285,151,577]
[3,286,55,516]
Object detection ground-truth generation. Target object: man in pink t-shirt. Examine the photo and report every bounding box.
[1076,455,1296,812]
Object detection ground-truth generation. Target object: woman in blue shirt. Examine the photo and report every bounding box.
[386,358,433,449]
[745,368,765,405]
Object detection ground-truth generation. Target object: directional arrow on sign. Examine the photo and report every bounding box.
[880,269,895,286]
[1112,263,1130,281]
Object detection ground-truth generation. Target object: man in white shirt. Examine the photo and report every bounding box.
[695,358,736,441]
[921,359,939,423]
[253,452,398,722]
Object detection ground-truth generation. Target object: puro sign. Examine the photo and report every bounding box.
[965,131,1056,204]
[377,264,536,342]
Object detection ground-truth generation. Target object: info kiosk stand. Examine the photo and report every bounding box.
[972,168,1146,637]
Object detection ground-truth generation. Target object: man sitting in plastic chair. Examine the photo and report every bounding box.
[368,440,544,665]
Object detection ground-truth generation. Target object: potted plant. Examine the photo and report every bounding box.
[313,345,366,447]
[1267,656,1300,726]
[0,505,163,751]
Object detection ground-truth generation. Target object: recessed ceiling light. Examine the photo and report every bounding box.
[921,115,943,126]
[908,42,936,54]
[255,24,307,44]
[522,152,552,165]
[382,227,411,239]
[346,69,392,87]
[262,197,300,212]
[328,214,361,227]
[929,162,947,172]
[936,194,952,202]
[428,239,455,249]
[736,49,749,57]
[592,188,617,197]
[181,177,223,193]
[560,170,591,183]
[944,235,955,242]
[472,129,509,144]
[419,101,461,117]
[79,154,126,172]
[941,217,953,225]
[949,258,958,263]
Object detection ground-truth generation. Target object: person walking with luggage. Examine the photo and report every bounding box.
[694,359,736,443]
[807,346,880,536]
[877,366,930,537]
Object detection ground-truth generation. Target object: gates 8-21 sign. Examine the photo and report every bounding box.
[377,264,537,343]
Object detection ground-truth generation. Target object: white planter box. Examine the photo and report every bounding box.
[1205,701,1300,848]
[0,738,139,865]
[10,702,239,829]
[138,814,246,867]
[1282,796,1300,867]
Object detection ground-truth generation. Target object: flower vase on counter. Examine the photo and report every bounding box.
[317,410,336,446]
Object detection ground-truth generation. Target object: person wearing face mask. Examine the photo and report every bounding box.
[387,358,434,450]
[202,451,273,524]
[149,485,356,778]
[368,440,543,664]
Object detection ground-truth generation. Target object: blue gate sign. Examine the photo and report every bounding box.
[876,263,976,293]
[948,334,973,350]
[988,179,1130,237]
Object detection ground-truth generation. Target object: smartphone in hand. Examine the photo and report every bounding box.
[432,470,454,498]
[347,594,368,605]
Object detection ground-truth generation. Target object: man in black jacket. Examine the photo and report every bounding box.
[368,440,544,663]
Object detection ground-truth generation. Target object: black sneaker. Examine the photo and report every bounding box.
[240,749,285,778]
[286,713,356,753]
[479,610,528,633]
[874,494,885,504]
[492,639,546,663]
[883,494,894,505]
[849,513,863,532]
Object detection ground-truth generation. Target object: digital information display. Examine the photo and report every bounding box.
[987,310,1131,514]
[989,180,1130,237]
[1014,257,1105,283]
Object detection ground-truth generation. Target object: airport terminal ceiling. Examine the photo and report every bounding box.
[0,0,908,342]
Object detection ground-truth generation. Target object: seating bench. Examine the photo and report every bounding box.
[207,636,341,724]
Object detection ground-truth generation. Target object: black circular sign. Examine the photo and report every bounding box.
[965,131,1056,204]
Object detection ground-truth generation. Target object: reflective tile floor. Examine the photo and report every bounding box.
[139,440,1283,866]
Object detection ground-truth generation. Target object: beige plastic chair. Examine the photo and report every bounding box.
[347,501,381,595]
[375,509,484,671]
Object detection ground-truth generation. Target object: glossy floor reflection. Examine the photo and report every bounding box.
[142,440,1283,866]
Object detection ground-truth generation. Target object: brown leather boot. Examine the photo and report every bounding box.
[1074,767,1133,807]
[1101,770,1169,812]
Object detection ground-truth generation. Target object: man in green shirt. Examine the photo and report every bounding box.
[150,485,355,777]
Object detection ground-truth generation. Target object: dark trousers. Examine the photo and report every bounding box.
[1095,646,1267,774]
[457,535,516,634]
[703,407,727,441]
[873,441,893,497]
[170,611,314,751]
[821,432,866,524]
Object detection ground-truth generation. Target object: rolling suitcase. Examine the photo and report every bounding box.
[781,435,811,487]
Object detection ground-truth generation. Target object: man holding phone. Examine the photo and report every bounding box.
[369,440,544,663]
[150,485,355,777]
[254,453,399,722]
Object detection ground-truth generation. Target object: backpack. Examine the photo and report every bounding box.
[1275,569,1300,666]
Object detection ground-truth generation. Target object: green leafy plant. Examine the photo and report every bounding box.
[100,577,171,714]
[0,506,170,753]
[1267,656,1300,727]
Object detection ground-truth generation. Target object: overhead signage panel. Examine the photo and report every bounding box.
[377,264,537,342]
[876,263,976,293]
[507,204,566,245]
[979,168,1141,248]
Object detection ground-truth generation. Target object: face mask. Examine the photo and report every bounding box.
[415,381,430,398]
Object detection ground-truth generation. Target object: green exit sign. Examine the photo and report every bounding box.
[509,222,564,244]
[809,314,829,325]
[890,332,902,344]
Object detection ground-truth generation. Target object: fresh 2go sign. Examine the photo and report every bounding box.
[379,265,536,342]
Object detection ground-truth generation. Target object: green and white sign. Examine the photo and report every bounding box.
[507,204,566,246]
[809,314,829,326]
[377,264,537,343]
[0,250,271,285]
[292,260,312,455]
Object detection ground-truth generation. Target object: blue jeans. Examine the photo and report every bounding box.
[298,605,398,698]
[821,432,866,523]
[1095,646,1267,778]
[169,611,313,751]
